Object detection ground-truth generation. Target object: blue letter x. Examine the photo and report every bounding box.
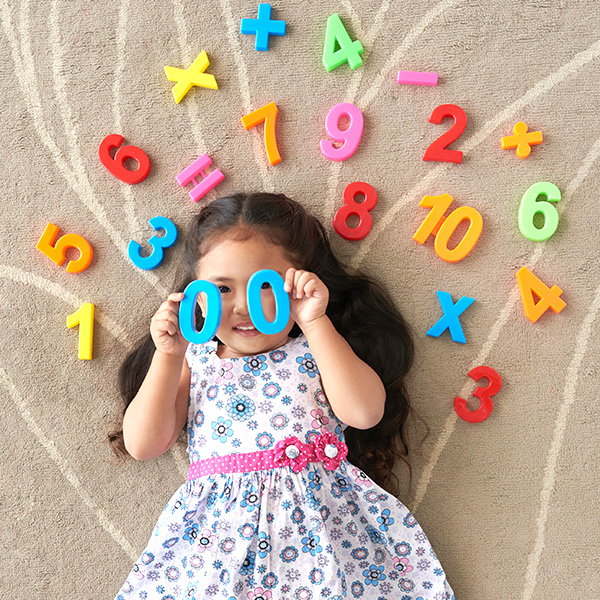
[426,291,475,344]
[241,4,286,51]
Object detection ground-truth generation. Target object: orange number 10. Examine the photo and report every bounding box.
[412,193,483,263]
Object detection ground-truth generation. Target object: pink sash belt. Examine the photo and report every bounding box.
[187,432,348,480]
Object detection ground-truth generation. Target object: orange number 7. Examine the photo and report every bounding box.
[241,102,281,166]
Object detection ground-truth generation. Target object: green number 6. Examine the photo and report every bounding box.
[518,181,561,242]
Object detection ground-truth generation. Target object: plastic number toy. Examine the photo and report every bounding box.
[516,267,566,323]
[98,134,151,184]
[176,153,225,203]
[454,366,502,423]
[179,271,291,343]
[241,102,282,165]
[426,290,475,344]
[518,182,561,242]
[240,3,286,51]
[412,193,483,263]
[322,13,364,71]
[164,51,218,104]
[128,217,178,271]
[422,104,467,164]
[501,121,543,159]
[36,223,93,274]
[320,102,364,162]
[246,270,290,334]
[67,303,94,360]
[333,182,377,241]
[397,70,438,86]
[179,280,223,344]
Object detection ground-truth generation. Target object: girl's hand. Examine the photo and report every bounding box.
[283,269,329,330]
[150,292,189,357]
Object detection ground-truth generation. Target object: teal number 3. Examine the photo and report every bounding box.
[128,216,178,270]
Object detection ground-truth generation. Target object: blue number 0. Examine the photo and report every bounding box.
[179,280,223,344]
[128,216,178,270]
[247,269,290,335]
[179,270,290,343]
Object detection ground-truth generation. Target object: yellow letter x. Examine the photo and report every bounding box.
[164,51,218,104]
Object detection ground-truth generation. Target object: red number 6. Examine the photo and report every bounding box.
[454,366,502,423]
[98,134,151,184]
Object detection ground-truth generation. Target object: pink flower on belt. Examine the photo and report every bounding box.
[273,436,309,473]
[314,431,348,470]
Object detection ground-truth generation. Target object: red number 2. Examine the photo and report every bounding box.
[454,366,502,423]
[422,104,467,164]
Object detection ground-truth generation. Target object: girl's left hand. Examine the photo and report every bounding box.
[283,268,329,330]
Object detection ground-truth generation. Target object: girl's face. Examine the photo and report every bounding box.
[195,233,297,358]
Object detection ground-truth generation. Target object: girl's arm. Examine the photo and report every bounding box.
[123,293,191,460]
[285,270,386,430]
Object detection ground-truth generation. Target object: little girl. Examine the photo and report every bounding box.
[109,192,454,599]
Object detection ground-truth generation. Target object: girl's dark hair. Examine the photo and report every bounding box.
[108,192,415,496]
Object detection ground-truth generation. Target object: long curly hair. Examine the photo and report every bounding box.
[108,192,415,496]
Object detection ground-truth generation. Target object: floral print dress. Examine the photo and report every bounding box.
[114,334,454,600]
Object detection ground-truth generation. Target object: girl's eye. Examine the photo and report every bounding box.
[261,282,272,290]
[217,285,231,293]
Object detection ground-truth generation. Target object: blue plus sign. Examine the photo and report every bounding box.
[241,3,286,51]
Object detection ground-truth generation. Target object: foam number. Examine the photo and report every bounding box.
[454,366,502,423]
[322,13,364,71]
[241,102,281,166]
[179,280,223,344]
[412,194,483,263]
[246,270,290,334]
[320,102,364,162]
[98,134,151,184]
[516,267,566,323]
[67,303,94,360]
[422,104,467,164]
[518,182,561,242]
[333,182,378,241]
[36,223,93,273]
[128,217,178,271]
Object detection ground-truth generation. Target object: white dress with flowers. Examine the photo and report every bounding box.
[114,334,454,600]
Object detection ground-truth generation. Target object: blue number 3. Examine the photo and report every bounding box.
[128,216,178,270]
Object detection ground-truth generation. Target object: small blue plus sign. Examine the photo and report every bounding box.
[240,3,286,51]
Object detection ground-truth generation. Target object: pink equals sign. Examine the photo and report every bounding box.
[397,70,438,86]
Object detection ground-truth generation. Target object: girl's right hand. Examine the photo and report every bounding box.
[150,292,189,357]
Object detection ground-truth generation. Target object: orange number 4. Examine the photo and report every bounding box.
[516,267,566,323]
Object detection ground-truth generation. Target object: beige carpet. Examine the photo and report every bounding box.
[2,1,600,598]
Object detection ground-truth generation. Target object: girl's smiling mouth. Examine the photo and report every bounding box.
[233,322,259,336]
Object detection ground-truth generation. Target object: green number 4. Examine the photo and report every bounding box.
[322,14,364,72]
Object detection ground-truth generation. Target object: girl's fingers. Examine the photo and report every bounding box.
[165,319,178,336]
[293,270,307,298]
[303,278,318,297]
[283,268,297,293]
[167,292,185,302]
[296,271,321,298]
